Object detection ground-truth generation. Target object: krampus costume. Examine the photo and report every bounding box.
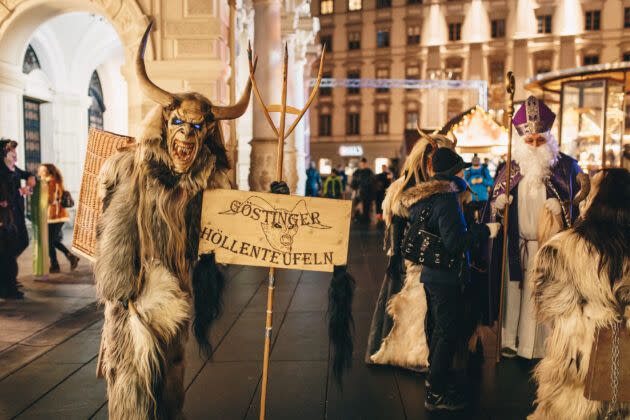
[529,169,630,419]
[365,133,456,370]
[94,24,253,419]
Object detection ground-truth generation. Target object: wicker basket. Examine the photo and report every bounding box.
[72,128,135,261]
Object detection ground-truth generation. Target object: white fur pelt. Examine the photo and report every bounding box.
[530,230,630,420]
[102,263,191,420]
[370,262,429,368]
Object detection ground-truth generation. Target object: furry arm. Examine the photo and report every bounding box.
[532,236,581,323]
[94,154,141,302]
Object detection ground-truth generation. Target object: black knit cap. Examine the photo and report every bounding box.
[432,147,471,176]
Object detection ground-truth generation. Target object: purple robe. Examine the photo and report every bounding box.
[483,152,582,323]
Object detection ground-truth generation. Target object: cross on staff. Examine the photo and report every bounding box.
[247,41,326,420]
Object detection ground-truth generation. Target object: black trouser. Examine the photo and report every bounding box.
[0,252,19,297]
[424,282,460,394]
[360,196,373,223]
[375,191,385,216]
[48,222,71,267]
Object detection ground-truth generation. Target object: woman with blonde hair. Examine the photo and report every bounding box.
[38,164,79,273]
[365,132,456,371]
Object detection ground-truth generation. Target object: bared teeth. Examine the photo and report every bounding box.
[173,140,195,160]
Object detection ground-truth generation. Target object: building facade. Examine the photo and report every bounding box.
[309,0,630,174]
[0,0,320,214]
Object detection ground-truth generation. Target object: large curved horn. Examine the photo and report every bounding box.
[136,22,174,107]
[573,172,591,204]
[211,77,254,121]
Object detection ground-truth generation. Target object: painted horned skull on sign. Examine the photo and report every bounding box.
[95,22,252,420]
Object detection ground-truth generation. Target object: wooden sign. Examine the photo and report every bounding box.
[199,189,352,272]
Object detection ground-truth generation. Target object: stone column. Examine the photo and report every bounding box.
[0,62,25,146]
[236,1,255,190]
[248,0,284,192]
[512,39,529,100]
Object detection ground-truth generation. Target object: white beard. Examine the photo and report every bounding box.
[512,133,559,181]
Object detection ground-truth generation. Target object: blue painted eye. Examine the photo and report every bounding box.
[193,123,202,130]
[172,118,183,125]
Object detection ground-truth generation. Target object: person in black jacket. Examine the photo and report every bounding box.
[406,148,500,411]
[0,139,35,299]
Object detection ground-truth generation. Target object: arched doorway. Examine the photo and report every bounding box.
[0,1,146,207]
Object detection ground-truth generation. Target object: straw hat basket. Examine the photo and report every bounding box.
[71,128,135,261]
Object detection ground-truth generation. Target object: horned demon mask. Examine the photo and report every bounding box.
[137,23,255,173]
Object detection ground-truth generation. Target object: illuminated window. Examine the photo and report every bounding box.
[375,111,389,134]
[320,0,334,15]
[491,19,505,38]
[377,30,390,48]
[319,113,332,136]
[585,10,601,31]
[537,15,552,34]
[347,70,360,95]
[376,68,390,93]
[348,31,361,50]
[348,0,362,11]
[407,25,421,45]
[448,23,462,41]
[583,55,599,65]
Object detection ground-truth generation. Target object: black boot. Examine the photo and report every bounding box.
[67,254,79,271]
[50,262,60,273]
[425,387,468,411]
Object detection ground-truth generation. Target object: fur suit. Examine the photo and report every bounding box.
[529,230,630,419]
[95,105,231,419]
[93,23,255,419]
[366,135,455,371]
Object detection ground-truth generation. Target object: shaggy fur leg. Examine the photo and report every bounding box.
[162,331,187,420]
[328,265,356,384]
[192,253,225,356]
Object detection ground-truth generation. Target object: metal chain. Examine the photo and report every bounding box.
[605,321,621,419]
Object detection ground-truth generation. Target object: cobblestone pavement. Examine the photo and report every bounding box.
[0,226,535,419]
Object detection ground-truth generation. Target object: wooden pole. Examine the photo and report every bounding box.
[259,43,289,420]
[495,71,515,363]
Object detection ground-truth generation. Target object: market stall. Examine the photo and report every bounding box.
[524,62,630,173]
[438,106,508,175]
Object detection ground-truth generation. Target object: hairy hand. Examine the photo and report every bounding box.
[270,181,290,195]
